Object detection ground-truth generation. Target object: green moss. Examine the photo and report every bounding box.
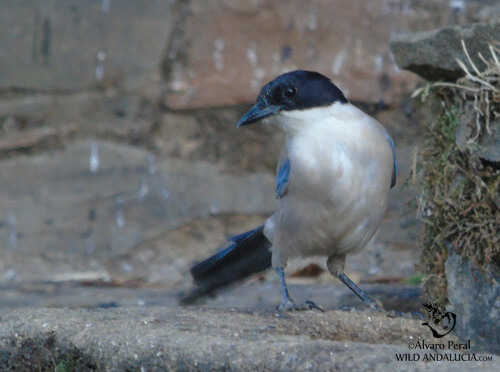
[417,94,500,303]
[53,355,76,372]
[400,273,425,285]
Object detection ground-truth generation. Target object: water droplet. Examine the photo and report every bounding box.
[209,204,219,214]
[8,213,17,249]
[247,42,258,67]
[114,196,125,228]
[147,154,157,175]
[4,269,16,281]
[89,142,100,173]
[213,38,225,71]
[122,262,134,272]
[95,51,106,80]
[85,238,95,255]
[449,0,465,12]
[115,210,125,229]
[331,50,347,75]
[308,6,318,30]
[102,0,111,13]
[137,179,149,200]
[162,189,170,200]
[374,55,384,73]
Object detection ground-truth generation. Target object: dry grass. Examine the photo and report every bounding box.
[413,40,500,303]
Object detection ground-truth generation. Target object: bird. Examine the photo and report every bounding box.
[183,70,398,312]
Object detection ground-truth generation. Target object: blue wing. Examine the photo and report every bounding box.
[384,132,398,188]
[276,157,290,199]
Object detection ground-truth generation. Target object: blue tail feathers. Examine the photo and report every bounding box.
[183,225,272,303]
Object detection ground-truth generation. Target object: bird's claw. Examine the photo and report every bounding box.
[276,298,297,311]
[367,301,385,313]
[304,300,325,312]
[276,299,324,312]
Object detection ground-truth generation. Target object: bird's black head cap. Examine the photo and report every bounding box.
[259,70,347,110]
[238,70,347,127]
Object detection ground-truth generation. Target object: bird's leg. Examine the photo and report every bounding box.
[337,273,423,318]
[337,272,384,312]
[276,267,324,312]
[276,267,296,311]
[327,254,384,312]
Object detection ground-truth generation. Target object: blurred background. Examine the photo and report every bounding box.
[0,0,497,310]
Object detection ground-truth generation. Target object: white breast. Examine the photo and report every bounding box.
[266,103,394,268]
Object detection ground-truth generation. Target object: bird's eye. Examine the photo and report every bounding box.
[283,87,296,98]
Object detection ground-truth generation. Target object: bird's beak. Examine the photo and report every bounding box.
[237,101,282,127]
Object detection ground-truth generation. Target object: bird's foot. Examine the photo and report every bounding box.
[367,300,385,313]
[276,298,324,312]
[336,272,385,313]
[304,300,325,312]
[276,297,297,311]
[339,301,384,313]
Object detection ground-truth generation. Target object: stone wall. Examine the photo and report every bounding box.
[2,1,500,368]
[0,0,492,288]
